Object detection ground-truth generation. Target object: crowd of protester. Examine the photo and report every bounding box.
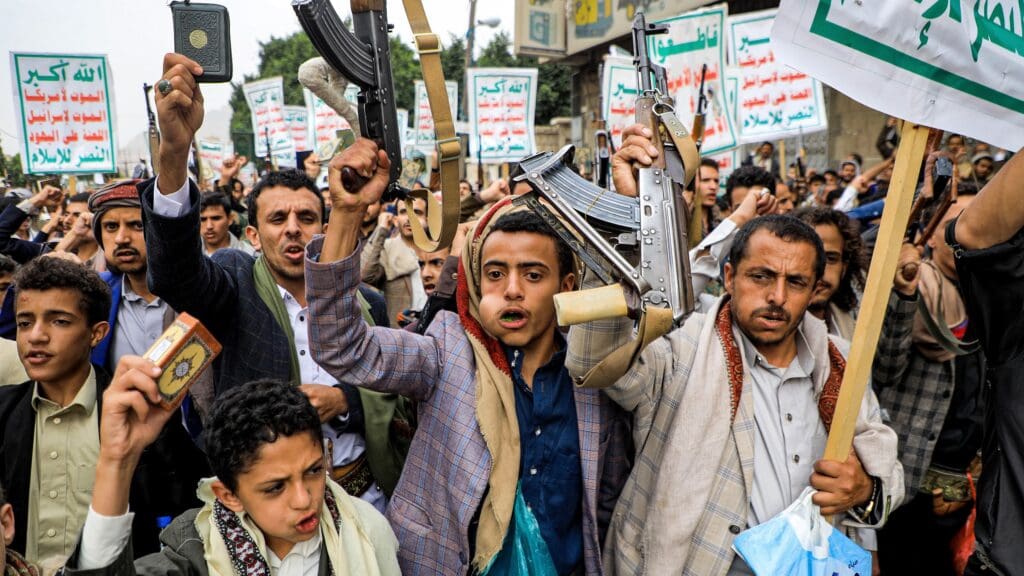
[0,52,1020,576]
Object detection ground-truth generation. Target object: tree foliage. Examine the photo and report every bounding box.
[473,32,572,123]
[1,153,26,187]
[229,27,572,136]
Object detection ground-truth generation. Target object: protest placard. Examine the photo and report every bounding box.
[283,105,311,152]
[651,5,738,155]
[772,0,1024,150]
[727,9,827,143]
[397,108,410,152]
[197,140,229,185]
[11,52,117,174]
[708,73,741,189]
[303,86,358,150]
[413,80,459,153]
[468,68,538,163]
[601,55,637,149]
[243,77,296,168]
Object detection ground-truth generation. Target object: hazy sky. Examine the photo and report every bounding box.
[0,0,515,164]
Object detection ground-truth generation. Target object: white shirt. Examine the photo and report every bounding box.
[833,183,860,212]
[737,326,823,528]
[689,218,737,313]
[79,507,323,576]
[154,178,385,512]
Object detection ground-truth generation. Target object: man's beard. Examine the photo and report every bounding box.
[738,304,800,348]
[106,260,146,275]
[105,247,147,275]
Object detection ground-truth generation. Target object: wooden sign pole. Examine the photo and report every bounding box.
[822,122,930,465]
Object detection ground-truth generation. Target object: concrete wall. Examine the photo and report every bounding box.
[823,86,889,169]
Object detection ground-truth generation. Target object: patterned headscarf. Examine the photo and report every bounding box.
[87,179,143,248]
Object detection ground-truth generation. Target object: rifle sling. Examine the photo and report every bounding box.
[656,107,699,188]
[576,305,675,390]
[402,0,461,252]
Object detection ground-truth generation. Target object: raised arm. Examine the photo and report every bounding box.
[67,356,187,576]
[0,186,61,263]
[872,244,921,389]
[954,147,1024,250]
[306,139,444,402]
[139,54,240,333]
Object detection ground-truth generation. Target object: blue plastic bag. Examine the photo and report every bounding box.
[482,484,559,576]
[733,487,872,576]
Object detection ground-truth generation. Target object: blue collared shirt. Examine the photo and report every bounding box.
[505,339,583,575]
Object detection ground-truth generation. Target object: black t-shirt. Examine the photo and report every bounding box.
[947,218,1024,572]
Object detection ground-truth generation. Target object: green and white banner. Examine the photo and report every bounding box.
[243,77,296,168]
[651,5,738,155]
[772,0,1024,150]
[468,68,538,163]
[11,52,117,174]
[412,79,458,153]
[728,9,827,143]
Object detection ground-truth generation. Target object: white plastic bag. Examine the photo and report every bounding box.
[732,487,872,576]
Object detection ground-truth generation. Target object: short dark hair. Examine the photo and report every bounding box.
[200,192,232,215]
[700,157,720,171]
[792,206,866,311]
[246,170,324,227]
[68,192,91,204]
[726,166,776,199]
[14,257,111,325]
[205,379,323,492]
[728,214,826,281]
[823,169,839,180]
[488,210,575,280]
[809,174,826,185]
[0,254,17,276]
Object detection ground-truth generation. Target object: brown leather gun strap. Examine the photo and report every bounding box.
[402,0,461,252]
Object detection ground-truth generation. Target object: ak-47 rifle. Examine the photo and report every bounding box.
[692,64,708,152]
[292,0,461,252]
[510,13,700,349]
[143,83,160,176]
[687,63,708,246]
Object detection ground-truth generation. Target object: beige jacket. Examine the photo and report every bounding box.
[567,295,904,575]
[0,338,27,385]
[360,227,425,327]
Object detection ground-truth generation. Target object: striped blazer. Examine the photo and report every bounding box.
[305,237,632,575]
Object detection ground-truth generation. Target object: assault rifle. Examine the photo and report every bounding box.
[512,12,699,334]
[291,0,461,252]
[293,0,401,198]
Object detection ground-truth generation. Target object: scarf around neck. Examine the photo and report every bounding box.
[456,197,520,571]
[715,297,845,427]
[194,477,387,576]
[3,550,39,576]
[912,260,978,362]
[253,255,375,385]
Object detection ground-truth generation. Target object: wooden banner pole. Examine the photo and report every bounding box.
[822,122,930,465]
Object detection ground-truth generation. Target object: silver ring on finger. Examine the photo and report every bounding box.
[157,79,172,96]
